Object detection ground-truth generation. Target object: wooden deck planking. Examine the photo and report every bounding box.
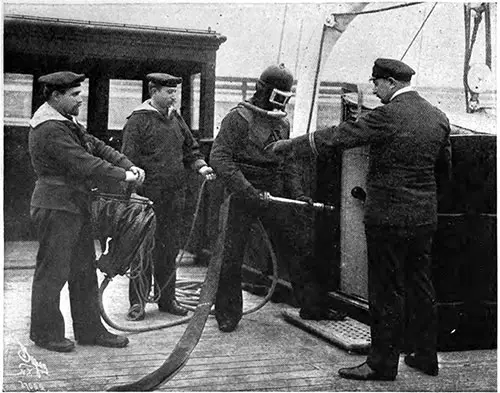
[3,241,498,392]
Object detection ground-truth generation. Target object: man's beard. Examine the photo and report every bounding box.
[68,106,80,116]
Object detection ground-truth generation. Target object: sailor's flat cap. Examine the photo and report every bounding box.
[38,71,86,88]
[147,73,182,87]
[371,58,415,82]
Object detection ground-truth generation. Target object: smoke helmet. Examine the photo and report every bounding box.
[258,63,294,109]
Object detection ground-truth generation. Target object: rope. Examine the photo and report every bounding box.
[99,277,191,333]
[98,179,279,333]
[334,2,423,16]
[175,219,279,315]
[400,3,437,61]
[92,194,156,278]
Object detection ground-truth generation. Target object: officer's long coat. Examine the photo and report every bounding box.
[294,90,452,228]
[29,103,134,215]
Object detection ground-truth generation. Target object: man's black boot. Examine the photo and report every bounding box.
[127,304,145,321]
[338,362,396,381]
[404,353,439,376]
[218,321,238,333]
[159,300,188,316]
[34,338,75,353]
[79,331,129,348]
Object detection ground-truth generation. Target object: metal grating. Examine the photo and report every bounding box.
[283,309,371,354]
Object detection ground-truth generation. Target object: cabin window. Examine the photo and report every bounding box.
[190,74,201,134]
[108,79,143,131]
[77,80,90,126]
[4,73,33,127]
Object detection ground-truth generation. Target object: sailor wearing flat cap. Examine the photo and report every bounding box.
[121,72,215,321]
[269,58,452,381]
[38,71,86,89]
[28,71,146,353]
[146,72,183,87]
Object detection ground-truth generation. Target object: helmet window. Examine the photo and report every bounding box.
[269,88,293,108]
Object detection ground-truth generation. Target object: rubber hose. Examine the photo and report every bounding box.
[99,179,279,332]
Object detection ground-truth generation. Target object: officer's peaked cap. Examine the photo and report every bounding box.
[371,58,415,82]
[38,71,86,89]
[147,73,182,87]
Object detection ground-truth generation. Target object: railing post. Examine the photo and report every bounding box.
[242,80,248,101]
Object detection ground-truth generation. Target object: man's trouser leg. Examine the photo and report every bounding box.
[69,216,107,341]
[404,227,438,360]
[128,260,152,308]
[263,204,319,310]
[30,209,104,343]
[365,226,407,377]
[214,198,253,327]
[155,189,185,309]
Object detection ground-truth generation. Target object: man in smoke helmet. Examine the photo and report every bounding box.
[210,63,346,333]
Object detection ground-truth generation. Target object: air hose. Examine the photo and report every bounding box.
[97,179,279,333]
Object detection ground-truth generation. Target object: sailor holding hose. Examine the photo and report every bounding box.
[28,71,145,352]
[210,63,346,333]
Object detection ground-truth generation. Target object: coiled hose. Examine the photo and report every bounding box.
[98,179,279,333]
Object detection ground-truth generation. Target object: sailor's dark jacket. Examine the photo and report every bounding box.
[121,100,207,191]
[29,103,134,215]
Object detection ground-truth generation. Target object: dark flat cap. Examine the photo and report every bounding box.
[147,73,182,87]
[38,71,86,88]
[371,58,415,81]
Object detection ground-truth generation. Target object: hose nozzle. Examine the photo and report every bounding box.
[259,192,335,212]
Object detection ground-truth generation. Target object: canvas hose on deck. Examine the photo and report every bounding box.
[96,183,334,391]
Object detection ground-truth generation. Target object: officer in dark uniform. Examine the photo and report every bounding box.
[121,73,216,321]
[270,58,452,380]
[210,63,346,333]
[29,71,145,352]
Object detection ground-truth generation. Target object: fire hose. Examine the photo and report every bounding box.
[96,183,286,333]
[106,190,335,391]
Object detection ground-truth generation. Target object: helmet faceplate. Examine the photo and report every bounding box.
[259,63,294,109]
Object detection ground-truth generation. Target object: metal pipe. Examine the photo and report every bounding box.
[260,191,335,212]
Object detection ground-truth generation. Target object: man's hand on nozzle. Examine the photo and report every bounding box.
[296,195,314,205]
[130,166,146,185]
[245,186,261,201]
[265,139,293,155]
[125,170,139,183]
[198,165,217,181]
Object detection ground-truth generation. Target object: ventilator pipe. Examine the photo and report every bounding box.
[259,191,335,212]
